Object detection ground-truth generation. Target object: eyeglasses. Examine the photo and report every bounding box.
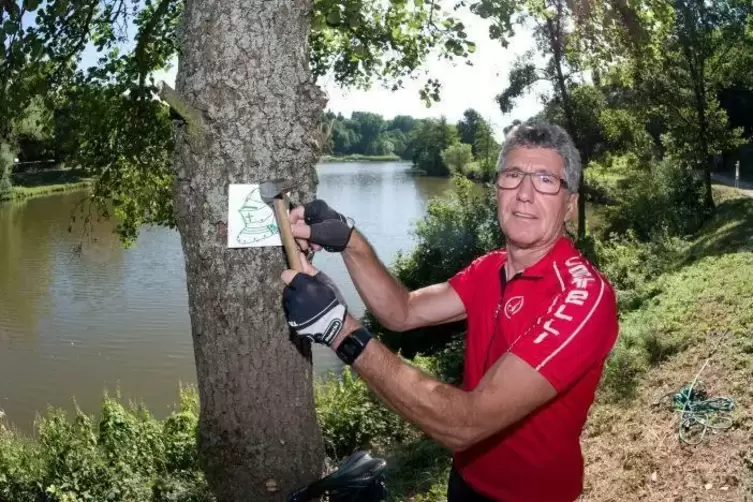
[495,168,568,195]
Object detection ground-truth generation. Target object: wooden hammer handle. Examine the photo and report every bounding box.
[272,198,303,271]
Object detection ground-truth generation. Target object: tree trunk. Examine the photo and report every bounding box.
[171,1,327,500]
[545,11,586,241]
[694,77,714,210]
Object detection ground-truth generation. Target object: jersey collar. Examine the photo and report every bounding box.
[499,236,574,283]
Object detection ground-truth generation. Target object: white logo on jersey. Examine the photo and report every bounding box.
[504,296,525,319]
[533,257,593,344]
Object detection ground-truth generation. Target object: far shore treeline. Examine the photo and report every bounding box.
[1,104,504,204]
[319,109,501,180]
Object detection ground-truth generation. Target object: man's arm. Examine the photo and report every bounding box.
[342,231,466,331]
[329,266,618,451]
[331,316,557,452]
[288,201,467,331]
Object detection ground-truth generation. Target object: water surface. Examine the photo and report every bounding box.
[0,161,455,432]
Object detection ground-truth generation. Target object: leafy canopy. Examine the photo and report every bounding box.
[1,0,488,242]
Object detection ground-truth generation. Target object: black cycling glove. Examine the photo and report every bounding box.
[303,200,354,252]
[282,271,348,346]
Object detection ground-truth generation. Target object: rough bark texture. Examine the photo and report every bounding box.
[171,1,327,500]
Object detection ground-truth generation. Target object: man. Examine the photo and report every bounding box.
[280,121,619,502]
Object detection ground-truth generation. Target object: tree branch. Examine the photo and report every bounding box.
[135,0,173,89]
[646,88,696,130]
[158,81,206,144]
[0,0,19,24]
[707,28,751,81]
[47,0,98,85]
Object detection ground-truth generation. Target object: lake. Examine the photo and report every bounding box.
[0,161,457,433]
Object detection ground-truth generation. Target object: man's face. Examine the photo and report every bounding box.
[495,147,578,250]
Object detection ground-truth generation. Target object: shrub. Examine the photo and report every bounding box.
[314,370,417,461]
[602,158,709,241]
[314,337,465,462]
[0,386,214,502]
[412,334,465,385]
[0,142,16,201]
[601,344,646,403]
[441,143,473,175]
[460,160,483,180]
[590,228,687,312]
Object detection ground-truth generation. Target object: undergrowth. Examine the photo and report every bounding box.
[0,386,212,502]
[597,191,753,404]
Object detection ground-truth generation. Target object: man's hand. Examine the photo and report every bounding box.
[281,254,350,347]
[290,200,354,252]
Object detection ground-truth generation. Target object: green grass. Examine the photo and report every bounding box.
[598,193,753,403]
[319,154,402,163]
[683,193,753,261]
[582,190,753,501]
[5,168,92,201]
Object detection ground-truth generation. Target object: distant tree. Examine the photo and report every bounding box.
[331,119,361,155]
[351,112,387,154]
[441,142,474,173]
[410,117,458,176]
[456,108,483,155]
[473,119,500,177]
[389,115,417,134]
[0,142,14,201]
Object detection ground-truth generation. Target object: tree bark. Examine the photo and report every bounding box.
[170,1,327,500]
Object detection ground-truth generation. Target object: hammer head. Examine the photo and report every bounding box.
[259,178,297,202]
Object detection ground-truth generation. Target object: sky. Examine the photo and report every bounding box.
[145,5,552,142]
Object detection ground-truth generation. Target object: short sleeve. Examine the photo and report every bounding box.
[447,251,504,318]
[511,274,619,392]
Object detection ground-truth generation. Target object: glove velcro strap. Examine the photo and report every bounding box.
[290,303,346,346]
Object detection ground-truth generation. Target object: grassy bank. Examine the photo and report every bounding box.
[4,168,92,202]
[580,185,753,502]
[319,154,402,163]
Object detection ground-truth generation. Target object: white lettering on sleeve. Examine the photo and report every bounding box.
[543,319,559,335]
[565,290,588,306]
[533,256,601,350]
[536,278,606,370]
[569,263,596,289]
[533,319,560,344]
[554,304,573,321]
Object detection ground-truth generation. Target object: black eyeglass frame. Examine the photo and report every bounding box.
[494,168,569,195]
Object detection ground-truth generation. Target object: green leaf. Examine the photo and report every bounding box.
[326,10,341,26]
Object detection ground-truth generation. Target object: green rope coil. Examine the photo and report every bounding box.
[668,381,735,445]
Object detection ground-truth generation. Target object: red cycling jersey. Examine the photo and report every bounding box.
[447,236,619,502]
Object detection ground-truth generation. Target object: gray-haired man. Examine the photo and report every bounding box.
[281,121,619,502]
